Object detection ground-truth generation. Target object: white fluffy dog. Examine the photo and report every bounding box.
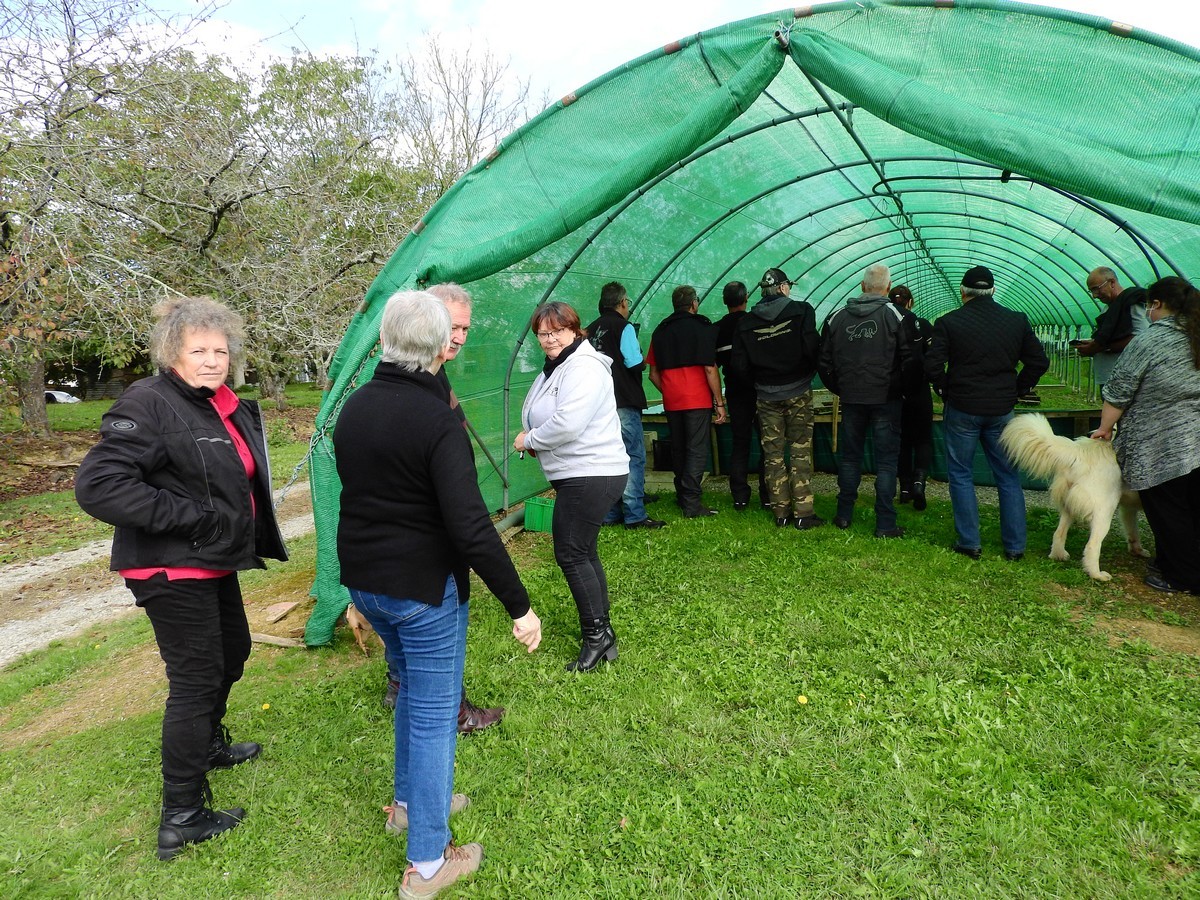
[999,413,1148,581]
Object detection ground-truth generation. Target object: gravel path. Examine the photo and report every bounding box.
[0,487,314,670]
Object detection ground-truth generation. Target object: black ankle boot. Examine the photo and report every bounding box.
[566,619,618,672]
[208,723,262,770]
[157,776,244,860]
[911,470,927,511]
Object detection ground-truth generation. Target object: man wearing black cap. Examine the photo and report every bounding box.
[925,266,1049,561]
[731,268,824,530]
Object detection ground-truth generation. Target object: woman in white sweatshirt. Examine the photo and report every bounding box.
[515,301,629,671]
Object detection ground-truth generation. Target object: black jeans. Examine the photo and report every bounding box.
[1138,466,1200,591]
[129,573,251,782]
[836,400,903,530]
[666,408,712,514]
[725,387,765,506]
[551,474,626,626]
[898,386,934,488]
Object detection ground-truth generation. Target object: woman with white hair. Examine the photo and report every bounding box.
[334,290,542,898]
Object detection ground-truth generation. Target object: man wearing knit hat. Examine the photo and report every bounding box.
[924,266,1049,561]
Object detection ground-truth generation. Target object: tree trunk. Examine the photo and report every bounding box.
[259,372,289,411]
[16,355,51,436]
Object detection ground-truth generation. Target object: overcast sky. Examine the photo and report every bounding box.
[160,0,1200,101]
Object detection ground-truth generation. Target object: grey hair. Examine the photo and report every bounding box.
[427,282,472,309]
[150,296,245,370]
[861,263,891,295]
[379,290,451,371]
[961,285,995,300]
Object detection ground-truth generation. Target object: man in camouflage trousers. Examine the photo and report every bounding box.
[731,268,824,530]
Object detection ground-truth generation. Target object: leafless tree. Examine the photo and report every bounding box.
[394,34,532,204]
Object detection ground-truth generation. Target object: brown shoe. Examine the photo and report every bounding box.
[458,697,504,734]
[399,842,483,898]
[384,794,470,835]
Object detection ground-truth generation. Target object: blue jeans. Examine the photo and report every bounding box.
[835,400,902,530]
[942,404,1027,553]
[351,576,467,863]
[604,407,647,524]
[553,474,627,626]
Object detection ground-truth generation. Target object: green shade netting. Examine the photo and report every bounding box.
[303,0,1200,644]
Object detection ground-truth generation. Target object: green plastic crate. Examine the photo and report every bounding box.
[524,496,554,533]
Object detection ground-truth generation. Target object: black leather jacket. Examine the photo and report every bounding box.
[75,370,288,571]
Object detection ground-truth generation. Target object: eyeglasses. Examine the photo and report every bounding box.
[535,326,570,341]
[1087,277,1113,297]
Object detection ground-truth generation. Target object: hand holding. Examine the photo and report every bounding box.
[1090,427,1112,442]
[512,609,542,652]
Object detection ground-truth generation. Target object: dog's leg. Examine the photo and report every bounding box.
[1050,511,1072,562]
[1081,500,1118,581]
[1120,494,1151,558]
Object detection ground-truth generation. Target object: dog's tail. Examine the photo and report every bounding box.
[999,412,1084,480]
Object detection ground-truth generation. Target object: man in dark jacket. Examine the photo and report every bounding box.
[731,267,824,530]
[648,285,726,517]
[924,266,1050,561]
[1075,266,1149,388]
[714,281,765,510]
[587,282,664,530]
[818,263,914,537]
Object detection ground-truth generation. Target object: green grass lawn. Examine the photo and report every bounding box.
[2,489,1198,898]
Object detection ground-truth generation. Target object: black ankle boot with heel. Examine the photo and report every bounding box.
[566,619,618,672]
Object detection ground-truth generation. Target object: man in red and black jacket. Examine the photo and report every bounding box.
[648,285,726,518]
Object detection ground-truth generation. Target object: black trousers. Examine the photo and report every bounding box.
[666,408,712,515]
[725,388,766,506]
[551,474,627,626]
[1138,466,1200,592]
[898,386,934,488]
[129,573,251,782]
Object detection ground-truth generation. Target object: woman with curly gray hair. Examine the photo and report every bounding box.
[76,295,287,860]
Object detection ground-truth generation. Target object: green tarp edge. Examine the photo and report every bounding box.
[302,39,787,646]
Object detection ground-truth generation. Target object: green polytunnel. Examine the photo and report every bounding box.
[303,0,1200,644]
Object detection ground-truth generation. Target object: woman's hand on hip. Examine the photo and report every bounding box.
[512,609,542,652]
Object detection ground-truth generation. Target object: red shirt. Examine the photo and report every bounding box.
[647,345,713,412]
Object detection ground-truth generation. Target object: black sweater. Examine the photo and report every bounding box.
[924,296,1049,415]
[334,362,530,617]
